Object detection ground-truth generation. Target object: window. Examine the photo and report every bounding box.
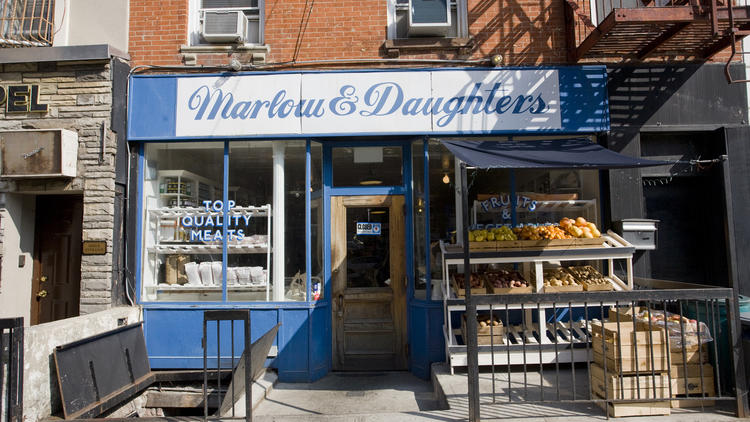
[0,0,54,46]
[189,0,263,46]
[140,141,312,303]
[387,0,467,39]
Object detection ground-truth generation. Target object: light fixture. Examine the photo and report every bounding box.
[229,58,243,71]
[371,210,386,215]
[490,54,503,67]
[360,179,382,186]
[442,173,450,184]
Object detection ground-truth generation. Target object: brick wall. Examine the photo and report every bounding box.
[128,0,735,68]
[0,60,120,315]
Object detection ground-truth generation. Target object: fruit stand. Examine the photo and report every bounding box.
[440,229,637,371]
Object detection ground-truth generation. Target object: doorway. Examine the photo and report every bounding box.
[331,195,407,371]
[31,195,82,325]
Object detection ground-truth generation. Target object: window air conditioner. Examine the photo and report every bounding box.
[202,10,247,43]
[408,0,451,36]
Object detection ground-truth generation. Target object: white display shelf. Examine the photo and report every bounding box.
[143,203,273,301]
[147,244,268,254]
[440,230,636,373]
[149,284,268,292]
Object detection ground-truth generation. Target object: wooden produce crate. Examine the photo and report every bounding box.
[451,273,488,298]
[591,322,668,373]
[461,313,504,345]
[542,267,583,292]
[595,399,671,417]
[566,265,613,291]
[590,362,670,400]
[669,363,716,408]
[469,237,604,251]
[484,270,533,294]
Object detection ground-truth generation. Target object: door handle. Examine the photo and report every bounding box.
[40,275,48,282]
[337,294,344,319]
[36,290,47,299]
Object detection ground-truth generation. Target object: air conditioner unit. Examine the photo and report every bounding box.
[408,0,451,37]
[202,10,247,43]
[0,129,78,178]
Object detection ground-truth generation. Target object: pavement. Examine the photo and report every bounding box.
[251,363,745,422]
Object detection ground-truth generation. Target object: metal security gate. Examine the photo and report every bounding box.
[463,290,749,421]
[1,318,23,422]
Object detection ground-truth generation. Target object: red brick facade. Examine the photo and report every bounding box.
[128,0,732,69]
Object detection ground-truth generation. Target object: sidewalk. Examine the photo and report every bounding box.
[251,364,744,422]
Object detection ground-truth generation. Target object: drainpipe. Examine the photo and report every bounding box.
[273,143,285,301]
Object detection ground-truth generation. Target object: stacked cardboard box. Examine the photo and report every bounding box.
[590,321,671,417]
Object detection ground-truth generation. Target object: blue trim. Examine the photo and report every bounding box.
[404,145,415,302]
[222,141,229,302]
[322,145,333,304]
[135,144,145,305]
[305,140,312,302]
[129,129,602,142]
[423,138,432,302]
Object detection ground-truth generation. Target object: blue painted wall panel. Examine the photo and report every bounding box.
[145,308,286,369]
[309,304,331,381]
[276,309,309,381]
[128,76,176,139]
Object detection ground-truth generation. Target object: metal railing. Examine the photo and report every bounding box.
[463,289,748,421]
[0,0,54,47]
[1,318,23,422]
[203,310,251,422]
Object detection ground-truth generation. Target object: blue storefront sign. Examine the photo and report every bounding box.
[129,66,609,140]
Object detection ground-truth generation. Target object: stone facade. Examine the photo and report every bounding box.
[0,58,126,315]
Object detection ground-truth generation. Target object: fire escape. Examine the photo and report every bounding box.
[565,0,750,82]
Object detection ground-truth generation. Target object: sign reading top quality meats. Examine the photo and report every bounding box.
[173,69,560,137]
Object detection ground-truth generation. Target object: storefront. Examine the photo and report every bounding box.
[127,66,612,381]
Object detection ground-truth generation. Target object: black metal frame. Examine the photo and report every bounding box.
[463,289,749,420]
[1,318,23,422]
[203,310,251,422]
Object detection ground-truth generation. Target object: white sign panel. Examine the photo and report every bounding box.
[176,73,303,137]
[356,222,382,236]
[300,72,432,134]
[430,70,560,132]
[174,70,560,137]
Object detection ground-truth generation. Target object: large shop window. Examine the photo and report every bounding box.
[421,139,602,297]
[140,141,311,303]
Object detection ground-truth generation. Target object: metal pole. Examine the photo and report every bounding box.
[462,162,481,422]
[245,311,252,422]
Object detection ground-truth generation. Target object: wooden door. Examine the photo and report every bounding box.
[31,195,82,325]
[331,195,407,371]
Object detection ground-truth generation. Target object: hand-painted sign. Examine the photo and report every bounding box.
[129,67,609,140]
[175,70,559,137]
[356,222,381,236]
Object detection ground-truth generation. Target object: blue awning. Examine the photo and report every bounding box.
[441,138,668,169]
